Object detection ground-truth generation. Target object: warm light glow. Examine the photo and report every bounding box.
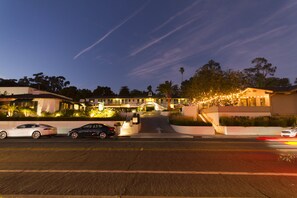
[284,142,297,146]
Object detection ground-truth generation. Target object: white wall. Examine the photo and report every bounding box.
[223,126,287,135]
[0,121,142,136]
[34,98,62,115]
[171,125,215,135]
[182,106,198,120]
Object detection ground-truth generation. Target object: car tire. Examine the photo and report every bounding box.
[0,131,7,139]
[71,132,79,139]
[32,131,41,139]
[99,132,107,139]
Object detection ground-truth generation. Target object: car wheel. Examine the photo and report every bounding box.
[0,131,7,139]
[99,132,107,139]
[32,131,41,139]
[71,132,79,139]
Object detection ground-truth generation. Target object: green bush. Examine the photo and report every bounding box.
[220,116,296,127]
[169,113,211,126]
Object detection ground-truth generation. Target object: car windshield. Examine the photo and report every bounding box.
[39,124,53,128]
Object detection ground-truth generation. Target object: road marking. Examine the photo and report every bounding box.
[0,147,275,152]
[0,169,296,177]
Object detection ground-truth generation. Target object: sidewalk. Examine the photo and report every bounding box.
[130,133,193,139]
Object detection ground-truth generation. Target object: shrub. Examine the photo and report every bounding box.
[220,116,296,127]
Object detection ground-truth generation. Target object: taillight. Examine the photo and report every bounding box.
[44,128,52,130]
[109,127,115,131]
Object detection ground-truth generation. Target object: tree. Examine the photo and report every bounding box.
[1,104,18,117]
[181,60,244,103]
[179,67,185,84]
[60,86,79,101]
[130,89,146,97]
[18,76,30,86]
[265,77,291,87]
[29,72,49,90]
[295,78,297,85]
[119,86,130,97]
[47,76,70,93]
[244,57,277,88]
[0,78,18,86]
[190,60,224,100]
[77,89,93,99]
[156,81,178,110]
[93,86,115,97]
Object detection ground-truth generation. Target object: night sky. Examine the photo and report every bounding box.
[1,0,297,93]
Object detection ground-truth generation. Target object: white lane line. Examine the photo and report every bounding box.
[0,169,297,176]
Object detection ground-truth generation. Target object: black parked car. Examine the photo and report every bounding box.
[68,123,116,139]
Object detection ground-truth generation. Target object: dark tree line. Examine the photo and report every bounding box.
[0,73,155,101]
[180,57,295,101]
[1,57,296,102]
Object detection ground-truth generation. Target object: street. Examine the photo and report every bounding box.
[0,137,297,197]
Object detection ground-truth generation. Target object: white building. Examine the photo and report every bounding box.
[0,87,73,116]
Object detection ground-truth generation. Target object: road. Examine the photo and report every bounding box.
[139,111,175,133]
[1,137,297,197]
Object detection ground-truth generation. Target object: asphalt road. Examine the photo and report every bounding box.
[139,111,175,133]
[1,137,297,197]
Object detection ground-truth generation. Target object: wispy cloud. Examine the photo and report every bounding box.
[73,1,149,60]
[151,1,200,33]
[261,1,297,25]
[218,26,290,52]
[130,17,197,56]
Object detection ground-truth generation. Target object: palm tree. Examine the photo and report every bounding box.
[1,104,18,117]
[179,67,185,84]
[156,81,176,110]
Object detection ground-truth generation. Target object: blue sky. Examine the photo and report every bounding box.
[1,0,297,93]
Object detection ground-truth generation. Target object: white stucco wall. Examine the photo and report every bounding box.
[222,126,287,135]
[0,121,130,135]
[34,98,62,115]
[171,125,215,135]
[182,106,198,120]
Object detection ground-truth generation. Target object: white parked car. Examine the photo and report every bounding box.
[281,128,297,138]
[0,124,57,139]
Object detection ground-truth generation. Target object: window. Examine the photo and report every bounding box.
[82,124,92,129]
[17,125,27,129]
[260,98,266,106]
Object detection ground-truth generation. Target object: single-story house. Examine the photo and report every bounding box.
[0,87,73,116]
[269,85,297,116]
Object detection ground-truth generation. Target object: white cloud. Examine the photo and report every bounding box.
[74,1,149,60]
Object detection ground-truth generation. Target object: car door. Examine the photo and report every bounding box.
[92,124,102,136]
[11,124,31,137]
[80,124,93,137]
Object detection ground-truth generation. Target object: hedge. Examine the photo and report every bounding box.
[220,116,296,127]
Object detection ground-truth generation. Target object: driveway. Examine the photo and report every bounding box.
[139,111,176,133]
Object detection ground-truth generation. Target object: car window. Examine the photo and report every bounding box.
[39,124,52,128]
[82,124,92,129]
[16,125,26,129]
[26,124,36,128]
